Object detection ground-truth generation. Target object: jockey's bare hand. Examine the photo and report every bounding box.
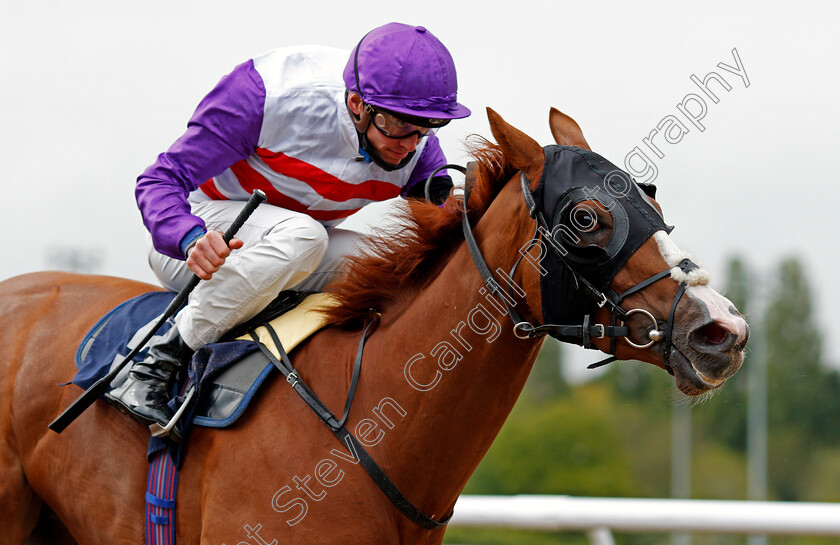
[186,230,244,280]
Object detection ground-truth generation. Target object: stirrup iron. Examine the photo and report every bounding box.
[149,385,196,439]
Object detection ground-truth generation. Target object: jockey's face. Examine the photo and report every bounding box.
[347,92,422,166]
[365,121,421,165]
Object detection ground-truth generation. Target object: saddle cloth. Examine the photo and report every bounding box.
[73,290,334,428]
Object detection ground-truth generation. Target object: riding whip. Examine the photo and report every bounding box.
[48,189,267,434]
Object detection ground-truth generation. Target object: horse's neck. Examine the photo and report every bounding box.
[373,181,543,517]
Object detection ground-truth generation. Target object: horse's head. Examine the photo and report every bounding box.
[486,107,749,395]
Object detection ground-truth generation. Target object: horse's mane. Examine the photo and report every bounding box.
[323,138,516,327]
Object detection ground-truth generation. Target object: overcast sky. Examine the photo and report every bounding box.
[2,1,838,370]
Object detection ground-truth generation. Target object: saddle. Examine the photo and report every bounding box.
[74,290,334,430]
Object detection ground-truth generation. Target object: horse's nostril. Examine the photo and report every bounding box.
[700,322,729,345]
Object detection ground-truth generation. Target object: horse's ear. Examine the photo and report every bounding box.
[549,107,591,150]
[487,107,543,191]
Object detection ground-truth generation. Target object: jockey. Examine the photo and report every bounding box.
[105,22,471,441]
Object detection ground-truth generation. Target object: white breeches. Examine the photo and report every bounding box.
[147,200,364,350]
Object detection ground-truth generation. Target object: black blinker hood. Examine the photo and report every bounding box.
[529,146,672,335]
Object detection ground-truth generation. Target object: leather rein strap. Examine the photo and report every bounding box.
[249,320,452,530]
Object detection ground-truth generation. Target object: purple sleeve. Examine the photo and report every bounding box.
[136,59,266,259]
[401,135,450,196]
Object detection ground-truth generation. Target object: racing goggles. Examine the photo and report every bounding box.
[366,104,448,139]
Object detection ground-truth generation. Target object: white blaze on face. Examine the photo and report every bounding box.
[654,231,748,339]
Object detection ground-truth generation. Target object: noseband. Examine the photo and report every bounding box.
[440,147,699,374]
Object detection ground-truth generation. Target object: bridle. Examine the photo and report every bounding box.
[438,155,699,374]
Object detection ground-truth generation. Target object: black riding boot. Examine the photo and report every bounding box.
[104,324,191,442]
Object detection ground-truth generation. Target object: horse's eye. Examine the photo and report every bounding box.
[570,207,599,233]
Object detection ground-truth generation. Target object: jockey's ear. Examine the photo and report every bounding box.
[486,107,543,191]
[346,91,370,132]
[347,91,363,117]
[548,107,591,150]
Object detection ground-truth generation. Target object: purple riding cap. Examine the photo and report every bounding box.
[343,22,471,120]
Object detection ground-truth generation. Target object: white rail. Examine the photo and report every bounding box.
[450,495,840,536]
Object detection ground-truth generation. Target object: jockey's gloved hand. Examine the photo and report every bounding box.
[405,175,453,205]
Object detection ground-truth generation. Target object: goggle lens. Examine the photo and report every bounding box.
[370,108,439,139]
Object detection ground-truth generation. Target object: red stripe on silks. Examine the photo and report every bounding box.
[229,160,360,222]
[256,148,402,202]
[199,179,228,200]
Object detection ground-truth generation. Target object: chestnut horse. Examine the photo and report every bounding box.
[0,109,748,545]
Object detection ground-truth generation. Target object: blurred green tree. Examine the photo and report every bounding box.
[763,257,840,500]
[462,388,638,497]
[523,337,569,403]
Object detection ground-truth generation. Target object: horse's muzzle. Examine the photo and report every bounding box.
[671,303,750,395]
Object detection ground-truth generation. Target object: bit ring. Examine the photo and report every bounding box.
[623,308,662,349]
